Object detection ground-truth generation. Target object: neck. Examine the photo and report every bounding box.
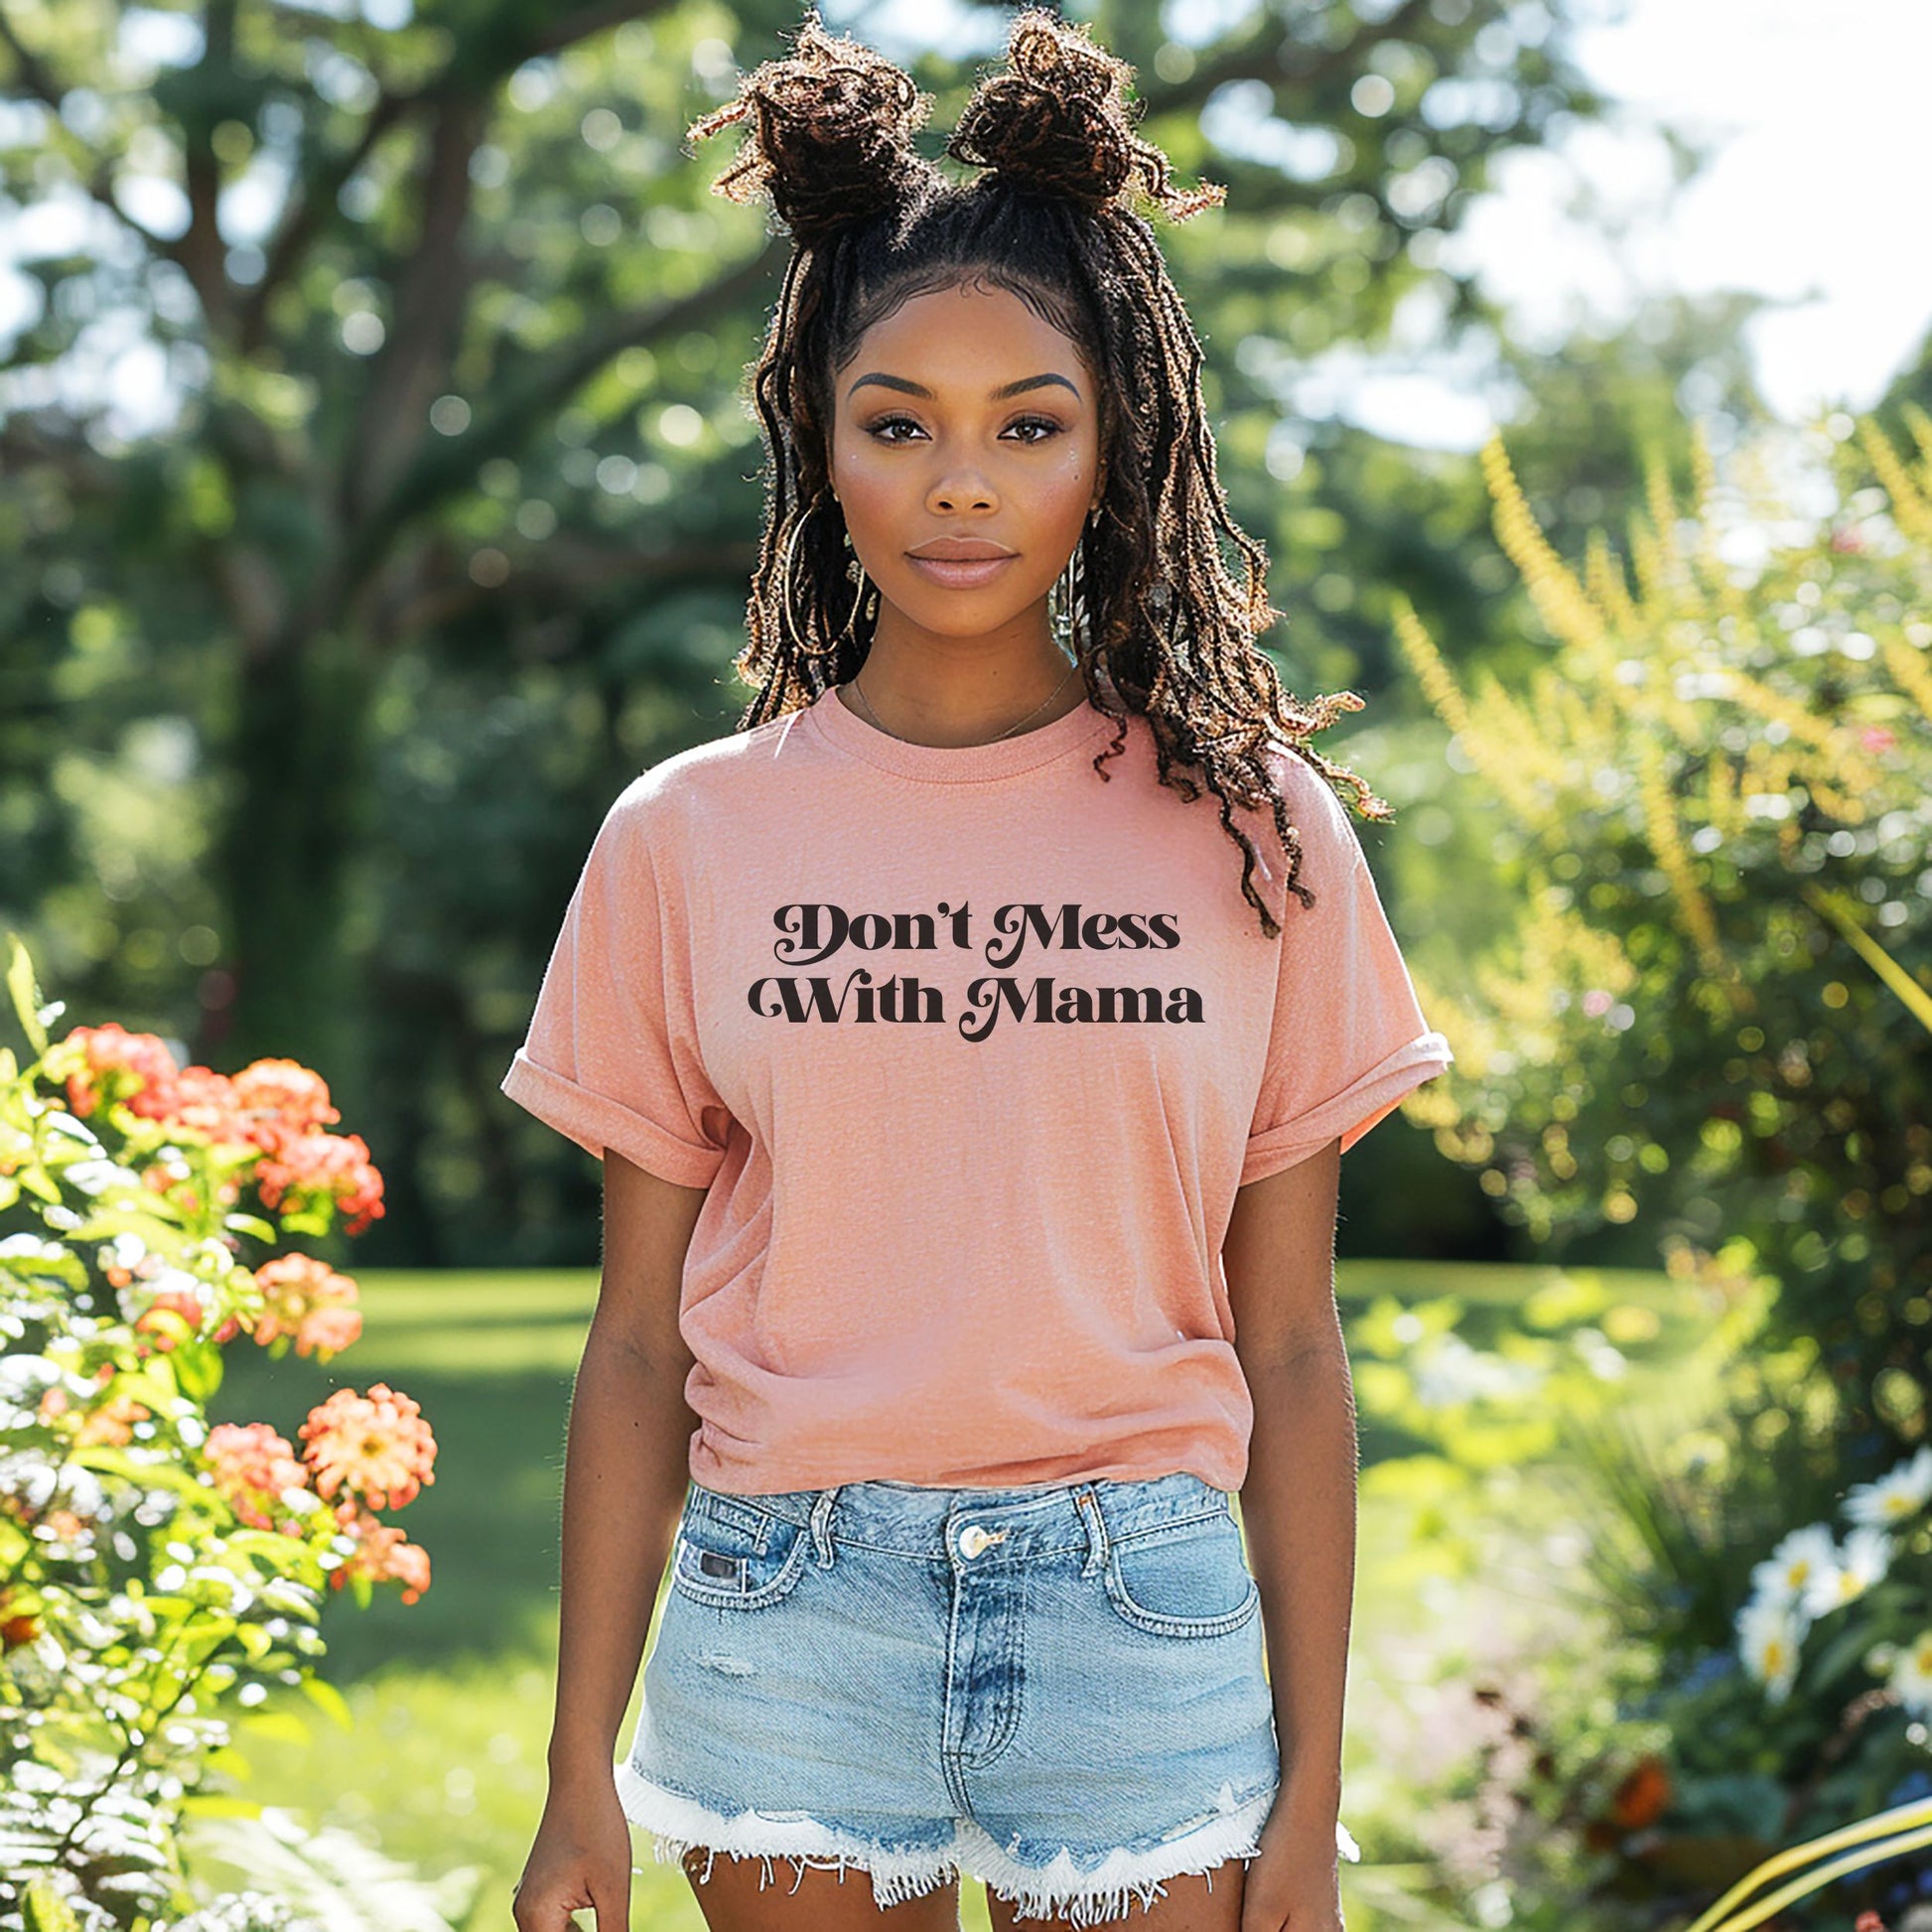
[846,620,1084,750]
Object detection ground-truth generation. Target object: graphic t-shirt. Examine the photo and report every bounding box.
[500,685,1453,1496]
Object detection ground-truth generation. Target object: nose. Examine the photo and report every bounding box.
[927,473,997,513]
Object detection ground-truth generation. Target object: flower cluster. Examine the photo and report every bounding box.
[204,1403,434,1604]
[1,936,438,1930]
[1736,1445,1932,1706]
[51,1025,385,1236]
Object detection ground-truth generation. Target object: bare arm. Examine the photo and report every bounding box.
[1224,1137,1354,1858]
[548,1149,707,1781]
[516,1150,708,1932]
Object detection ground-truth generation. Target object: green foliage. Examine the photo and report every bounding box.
[1394,406,1932,1921]
[0,937,442,1932]
[1400,407,1932,1464]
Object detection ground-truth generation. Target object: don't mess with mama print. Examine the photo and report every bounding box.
[749,899,1205,1041]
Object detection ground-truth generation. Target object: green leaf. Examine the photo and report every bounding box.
[24,1874,83,1932]
[178,1793,265,1819]
[171,1343,225,1405]
[237,1706,314,1746]
[299,1672,354,1731]
[6,933,50,1058]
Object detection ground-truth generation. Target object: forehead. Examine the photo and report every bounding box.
[843,281,1089,390]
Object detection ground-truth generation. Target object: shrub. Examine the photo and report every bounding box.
[0,936,438,1932]
[1392,406,1932,1922]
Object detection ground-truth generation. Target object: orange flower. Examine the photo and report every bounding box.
[1609,1752,1672,1831]
[41,1508,90,1545]
[249,1254,362,1361]
[330,1502,433,1605]
[299,1384,436,1512]
[74,1388,150,1448]
[205,1421,313,1534]
[0,1593,42,1648]
[228,1059,342,1156]
[156,1062,248,1143]
[59,1023,181,1119]
[254,1130,386,1237]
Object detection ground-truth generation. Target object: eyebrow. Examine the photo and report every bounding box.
[845,372,1082,404]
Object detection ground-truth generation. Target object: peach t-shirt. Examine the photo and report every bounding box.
[501,686,1452,1496]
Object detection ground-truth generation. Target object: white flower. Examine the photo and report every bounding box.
[0,1354,64,1401]
[1736,1592,1808,1703]
[63,1158,143,1196]
[1749,1522,1837,1607]
[0,1233,69,1261]
[1411,1332,1544,1407]
[1798,1522,1892,1617]
[0,1354,70,1431]
[1885,1630,1932,1720]
[0,1449,60,1513]
[1844,1446,1932,1527]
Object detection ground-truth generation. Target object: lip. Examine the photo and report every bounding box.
[905,552,1020,590]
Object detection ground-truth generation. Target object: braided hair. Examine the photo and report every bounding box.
[687,8,1388,937]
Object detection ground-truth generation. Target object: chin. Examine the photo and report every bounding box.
[879,583,1046,637]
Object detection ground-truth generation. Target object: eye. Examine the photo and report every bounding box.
[859,413,1070,446]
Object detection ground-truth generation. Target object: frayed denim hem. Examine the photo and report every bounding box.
[617,1761,959,1912]
[618,1763,1359,1927]
[957,1783,1274,1926]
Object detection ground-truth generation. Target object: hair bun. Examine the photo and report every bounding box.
[686,9,936,247]
[945,8,1224,220]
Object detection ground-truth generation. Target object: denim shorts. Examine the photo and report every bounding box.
[618,1469,1355,1926]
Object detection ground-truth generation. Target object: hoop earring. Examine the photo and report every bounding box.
[779,494,874,662]
[1051,510,1099,658]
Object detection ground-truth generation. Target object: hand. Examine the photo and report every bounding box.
[512,1777,634,1932]
[1239,1802,1346,1932]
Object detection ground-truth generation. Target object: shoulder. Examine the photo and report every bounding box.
[601,705,804,842]
[1248,737,1368,884]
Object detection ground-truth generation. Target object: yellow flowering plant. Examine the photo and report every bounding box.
[1391,407,1932,1923]
[0,935,437,1932]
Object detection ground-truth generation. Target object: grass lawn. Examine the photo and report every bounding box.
[206,1260,1698,1932]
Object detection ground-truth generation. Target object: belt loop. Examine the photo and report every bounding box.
[1074,1486,1109,1579]
[809,1486,841,1567]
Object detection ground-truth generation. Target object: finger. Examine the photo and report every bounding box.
[589,1882,629,1932]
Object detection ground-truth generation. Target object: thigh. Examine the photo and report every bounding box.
[983,1862,1244,1932]
[682,1850,962,1932]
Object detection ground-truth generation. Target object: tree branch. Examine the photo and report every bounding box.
[241,0,685,341]
[340,88,489,521]
[239,84,413,352]
[1143,0,1441,120]
[0,10,175,255]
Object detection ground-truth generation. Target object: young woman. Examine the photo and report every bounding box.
[504,12,1451,1932]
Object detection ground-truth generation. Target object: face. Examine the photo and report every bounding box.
[826,279,1105,644]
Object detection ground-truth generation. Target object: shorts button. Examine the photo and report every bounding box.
[958,1524,992,1559]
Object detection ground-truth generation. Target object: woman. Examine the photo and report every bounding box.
[504,12,1451,1931]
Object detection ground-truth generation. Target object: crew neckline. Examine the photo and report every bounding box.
[804,680,1117,783]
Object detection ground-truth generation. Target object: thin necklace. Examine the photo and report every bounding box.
[848,657,1082,745]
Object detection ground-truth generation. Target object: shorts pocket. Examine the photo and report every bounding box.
[1102,1505,1261,1638]
[670,1493,810,1610]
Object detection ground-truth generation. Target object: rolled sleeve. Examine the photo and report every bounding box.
[501,779,732,1190]
[1243,759,1453,1184]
